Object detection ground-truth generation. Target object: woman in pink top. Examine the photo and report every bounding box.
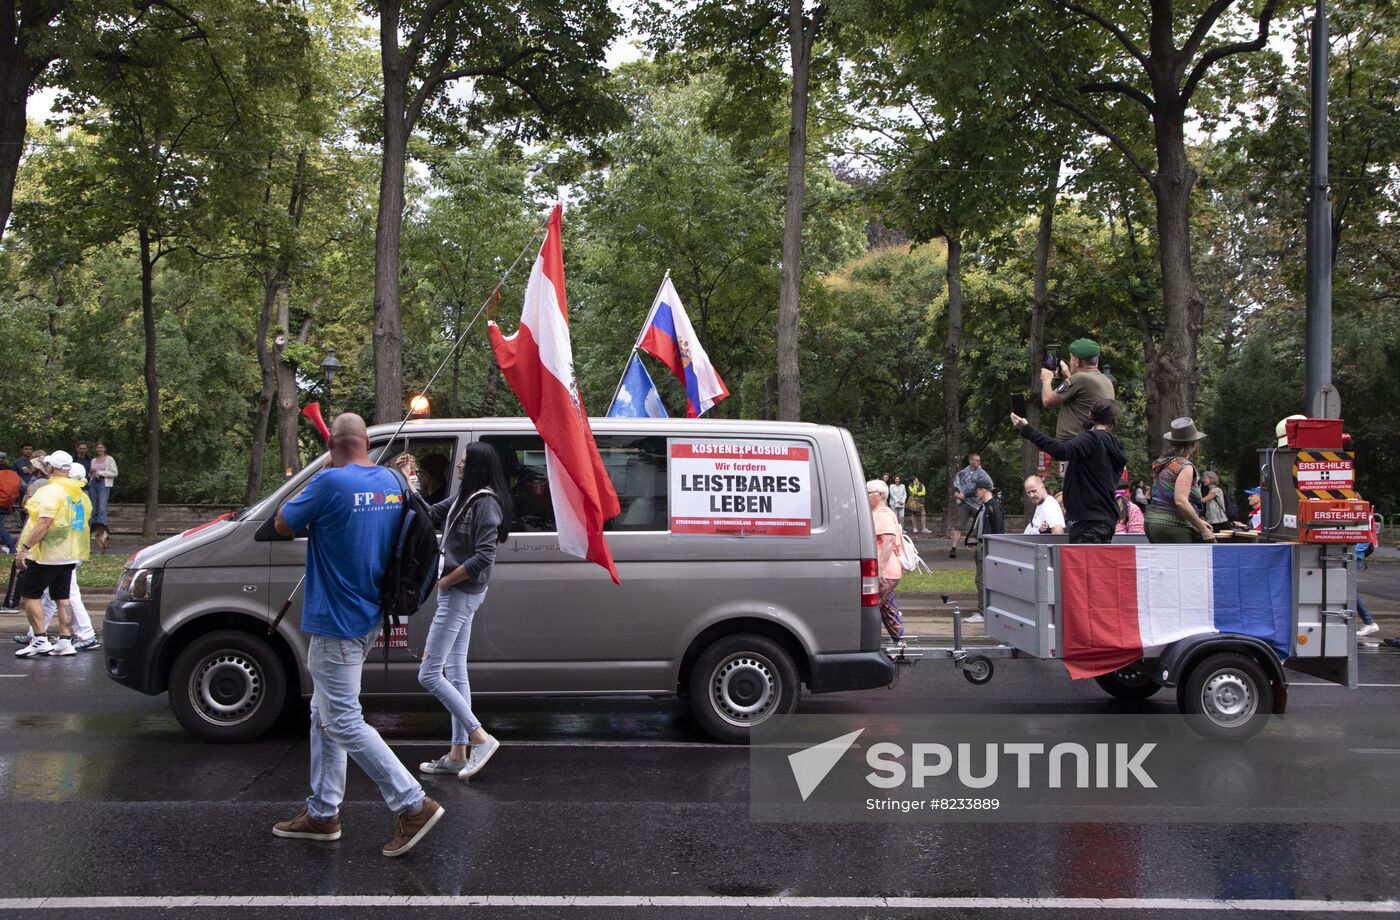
[868,479,905,646]
[1115,489,1145,535]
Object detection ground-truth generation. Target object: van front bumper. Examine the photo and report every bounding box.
[103,598,169,695]
[807,651,895,693]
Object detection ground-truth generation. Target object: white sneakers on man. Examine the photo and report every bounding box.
[15,636,53,657]
[1357,623,1379,637]
[14,636,76,657]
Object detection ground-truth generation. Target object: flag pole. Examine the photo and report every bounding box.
[607,269,672,414]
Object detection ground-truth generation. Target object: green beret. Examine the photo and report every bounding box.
[1069,338,1100,359]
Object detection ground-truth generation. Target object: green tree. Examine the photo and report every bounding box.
[368,0,622,424]
[16,0,313,535]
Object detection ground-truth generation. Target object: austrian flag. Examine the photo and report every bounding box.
[489,205,622,583]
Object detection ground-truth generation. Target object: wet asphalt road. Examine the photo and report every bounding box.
[2,645,1400,919]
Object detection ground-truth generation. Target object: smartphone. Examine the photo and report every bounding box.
[1044,344,1061,372]
[1011,393,1027,416]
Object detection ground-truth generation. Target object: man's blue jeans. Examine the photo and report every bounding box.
[305,629,423,819]
[418,588,488,744]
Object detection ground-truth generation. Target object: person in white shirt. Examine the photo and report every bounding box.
[1023,475,1066,535]
[889,476,908,528]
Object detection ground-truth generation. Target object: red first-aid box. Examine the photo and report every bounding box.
[1299,498,1371,543]
[1285,418,1345,449]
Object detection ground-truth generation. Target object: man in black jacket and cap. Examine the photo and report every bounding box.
[1011,399,1127,544]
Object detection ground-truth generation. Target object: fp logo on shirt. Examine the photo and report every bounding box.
[352,491,403,508]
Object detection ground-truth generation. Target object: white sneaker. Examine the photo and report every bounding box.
[457,735,501,780]
[1357,623,1380,637]
[965,613,985,624]
[47,637,76,657]
[15,636,53,658]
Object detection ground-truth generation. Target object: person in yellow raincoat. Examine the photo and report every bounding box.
[13,450,91,658]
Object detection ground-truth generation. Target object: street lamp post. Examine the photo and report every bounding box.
[320,348,341,418]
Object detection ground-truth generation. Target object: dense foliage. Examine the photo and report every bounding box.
[0,0,1395,523]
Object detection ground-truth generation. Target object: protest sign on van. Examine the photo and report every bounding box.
[669,440,812,537]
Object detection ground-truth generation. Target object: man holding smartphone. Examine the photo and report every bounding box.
[1041,339,1115,439]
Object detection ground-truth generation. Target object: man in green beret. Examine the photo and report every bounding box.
[1040,338,1116,440]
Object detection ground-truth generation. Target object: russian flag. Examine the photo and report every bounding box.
[489,205,622,584]
[1058,544,1294,679]
[637,277,729,418]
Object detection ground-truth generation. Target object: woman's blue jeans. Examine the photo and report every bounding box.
[418,587,488,744]
[90,482,111,526]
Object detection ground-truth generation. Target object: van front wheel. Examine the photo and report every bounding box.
[169,630,288,743]
[689,633,799,744]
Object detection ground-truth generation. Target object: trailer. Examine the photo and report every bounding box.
[889,533,1359,741]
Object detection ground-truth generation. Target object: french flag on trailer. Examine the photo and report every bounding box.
[637,277,729,418]
[1058,544,1294,679]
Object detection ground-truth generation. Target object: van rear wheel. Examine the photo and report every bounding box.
[689,633,799,744]
[169,630,288,743]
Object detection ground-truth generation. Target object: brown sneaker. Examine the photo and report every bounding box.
[382,797,444,858]
[272,808,341,841]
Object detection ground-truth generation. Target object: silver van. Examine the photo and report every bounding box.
[103,418,894,743]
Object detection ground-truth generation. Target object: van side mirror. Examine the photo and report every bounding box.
[254,516,301,542]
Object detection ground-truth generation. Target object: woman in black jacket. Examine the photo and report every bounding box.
[400,442,514,781]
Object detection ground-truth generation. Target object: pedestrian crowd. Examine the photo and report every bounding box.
[6,439,117,659]
[865,336,1385,643]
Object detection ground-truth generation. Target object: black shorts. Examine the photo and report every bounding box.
[18,562,76,600]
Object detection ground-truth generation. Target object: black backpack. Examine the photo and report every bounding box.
[379,469,441,620]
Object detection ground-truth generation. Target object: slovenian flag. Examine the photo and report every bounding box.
[608,353,668,418]
[1059,544,1294,679]
[637,277,728,418]
[489,205,622,584]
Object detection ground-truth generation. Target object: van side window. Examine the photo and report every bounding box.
[373,437,458,506]
[480,434,669,533]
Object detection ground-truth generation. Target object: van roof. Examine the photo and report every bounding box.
[368,417,846,438]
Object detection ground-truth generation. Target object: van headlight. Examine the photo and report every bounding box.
[117,568,159,601]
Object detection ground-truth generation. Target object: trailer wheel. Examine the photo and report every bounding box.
[1178,652,1272,742]
[1095,662,1162,700]
[962,654,994,685]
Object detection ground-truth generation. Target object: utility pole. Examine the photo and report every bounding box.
[1304,0,1337,418]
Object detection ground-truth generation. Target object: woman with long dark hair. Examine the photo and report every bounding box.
[398,442,514,781]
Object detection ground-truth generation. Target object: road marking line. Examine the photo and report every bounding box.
[1291,683,1400,688]
[0,675,26,678]
[0,896,1396,912]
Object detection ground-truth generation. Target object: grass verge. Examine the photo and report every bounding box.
[897,568,976,594]
[76,554,129,590]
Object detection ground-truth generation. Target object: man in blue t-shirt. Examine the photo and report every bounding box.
[269,413,444,858]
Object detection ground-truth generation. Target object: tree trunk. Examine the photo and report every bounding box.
[942,235,963,533]
[1120,198,1162,463]
[1023,170,1057,509]
[246,152,307,504]
[274,291,302,476]
[482,361,499,415]
[0,59,30,242]
[138,228,160,541]
[1149,110,1203,425]
[0,5,55,242]
[246,274,279,505]
[450,299,463,416]
[776,0,823,422]
[373,3,408,425]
